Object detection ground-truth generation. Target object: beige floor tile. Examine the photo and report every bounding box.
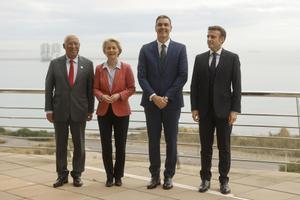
[173,175,201,186]
[152,197,178,200]
[0,163,23,172]
[22,170,56,184]
[62,181,126,199]
[267,181,300,195]
[0,174,13,180]
[0,178,34,191]
[228,182,257,195]
[229,172,250,180]
[83,169,106,182]
[124,166,149,177]
[33,163,56,172]
[169,190,221,200]
[233,175,282,188]
[7,184,54,198]
[136,184,187,197]
[83,198,104,200]
[240,188,296,200]
[121,177,147,188]
[1,167,40,177]
[0,191,23,200]
[286,196,300,200]
[30,189,88,200]
[102,190,158,200]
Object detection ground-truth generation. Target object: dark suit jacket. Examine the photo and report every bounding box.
[138,40,188,109]
[45,55,95,122]
[190,49,241,118]
[93,62,135,117]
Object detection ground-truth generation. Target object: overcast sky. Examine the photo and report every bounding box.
[0,0,299,91]
[1,0,300,58]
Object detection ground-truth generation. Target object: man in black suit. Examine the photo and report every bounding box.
[190,26,241,194]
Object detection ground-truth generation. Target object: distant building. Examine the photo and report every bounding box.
[51,43,61,59]
[40,43,51,61]
[40,43,61,61]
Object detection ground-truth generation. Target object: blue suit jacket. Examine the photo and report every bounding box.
[138,40,188,109]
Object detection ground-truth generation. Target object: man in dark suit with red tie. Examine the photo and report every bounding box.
[45,35,94,188]
[138,15,188,190]
[190,26,241,194]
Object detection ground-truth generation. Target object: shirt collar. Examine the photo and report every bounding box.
[103,60,121,70]
[210,48,222,56]
[66,55,79,63]
[157,38,171,48]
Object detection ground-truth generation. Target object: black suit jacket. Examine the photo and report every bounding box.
[190,49,241,118]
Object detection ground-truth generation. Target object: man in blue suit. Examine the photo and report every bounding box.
[138,15,188,190]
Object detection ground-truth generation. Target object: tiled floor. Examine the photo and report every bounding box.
[0,152,300,200]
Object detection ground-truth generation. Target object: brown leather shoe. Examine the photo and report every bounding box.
[53,176,68,188]
[147,177,161,189]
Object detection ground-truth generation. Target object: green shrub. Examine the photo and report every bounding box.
[0,127,5,133]
[15,128,53,137]
[279,162,300,173]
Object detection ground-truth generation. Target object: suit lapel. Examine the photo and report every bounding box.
[61,56,70,87]
[205,51,210,73]
[74,56,83,87]
[161,40,173,73]
[215,49,226,74]
[151,41,160,72]
[101,65,111,93]
[111,63,122,93]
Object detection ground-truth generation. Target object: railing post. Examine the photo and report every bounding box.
[296,97,300,136]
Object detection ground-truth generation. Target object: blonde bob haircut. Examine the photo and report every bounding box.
[102,38,122,56]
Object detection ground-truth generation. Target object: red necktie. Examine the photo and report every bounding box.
[69,59,74,87]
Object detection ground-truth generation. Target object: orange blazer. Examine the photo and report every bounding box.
[93,62,135,117]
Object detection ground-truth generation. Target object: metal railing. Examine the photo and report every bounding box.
[0,88,300,171]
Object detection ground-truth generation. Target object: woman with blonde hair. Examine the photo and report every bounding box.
[93,38,135,187]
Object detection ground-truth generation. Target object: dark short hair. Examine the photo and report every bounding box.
[208,25,226,40]
[155,15,172,25]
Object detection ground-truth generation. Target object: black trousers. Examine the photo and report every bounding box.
[54,119,86,178]
[97,106,129,180]
[199,109,232,184]
[144,106,181,178]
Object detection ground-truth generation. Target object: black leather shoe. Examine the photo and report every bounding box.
[73,177,83,187]
[115,178,122,186]
[147,177,161,189]
[220,182,231,194]
[198,180,210,193]
[163,177,173,190]
[53,176,68,188]
[105,179,114,187]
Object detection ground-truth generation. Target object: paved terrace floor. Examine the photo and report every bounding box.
[0,152,300,200]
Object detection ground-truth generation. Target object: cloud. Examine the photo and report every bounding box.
[0,0,299,55]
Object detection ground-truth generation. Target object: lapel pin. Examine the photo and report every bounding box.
[80,66,83,69]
